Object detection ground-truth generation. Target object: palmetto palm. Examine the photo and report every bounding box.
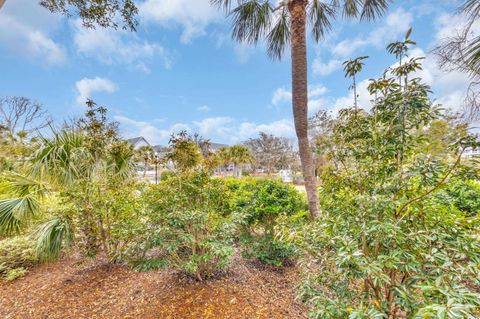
[229,145,253,177]
[212,0,390,218]
[216,146,232,176]
[135,145,154,177]
[0,128,135,259]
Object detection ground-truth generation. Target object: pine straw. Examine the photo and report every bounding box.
[0,254,307,319]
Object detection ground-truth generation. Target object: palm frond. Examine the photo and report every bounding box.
[211,0,233,13]
[108,141,136,180]
[360,0,390,20]
[342,0,361,18]
[308,0,336,42]
[0,196,40,235]
[30,129,87,186]
[465,37,480,73]
[34,218,73,262]
[231,1,273,44]
[0,172,47,198]
[267,8,290,60]
[462,0,480,18]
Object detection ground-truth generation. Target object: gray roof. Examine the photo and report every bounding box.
[127,136,150,146]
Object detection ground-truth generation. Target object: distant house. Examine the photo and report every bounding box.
[152,145,169,158]
[463,147,480,158]
[127,137,150,150]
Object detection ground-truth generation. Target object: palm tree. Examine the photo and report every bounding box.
[216,146,232,177]
[0,0,5,10]
[229,145,253,178]
[212,0,390,219]
[135,145,154,177]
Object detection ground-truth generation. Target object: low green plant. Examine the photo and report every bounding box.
[141,172,234,280]
[228,178,306,266]
[5,267,28,281]
[0,236,38,280]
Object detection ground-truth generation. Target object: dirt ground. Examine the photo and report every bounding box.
[0,255,307,319]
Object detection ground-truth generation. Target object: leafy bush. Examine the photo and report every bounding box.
[240,234,296,267]
[0,236,38,280]
[159,170,175,181]
[292,33,480,318]
[141,172,234,280]
[434,180,480,216]
[227,178,306,266]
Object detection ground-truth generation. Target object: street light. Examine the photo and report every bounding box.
[154,153,159,184]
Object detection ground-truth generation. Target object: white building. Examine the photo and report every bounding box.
[463,147,480,158]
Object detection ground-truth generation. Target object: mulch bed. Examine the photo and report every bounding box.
[0,255,307,319]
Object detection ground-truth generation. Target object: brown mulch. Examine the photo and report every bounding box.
[0,255,307,319]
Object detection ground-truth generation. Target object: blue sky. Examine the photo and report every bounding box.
[0,0,472,145]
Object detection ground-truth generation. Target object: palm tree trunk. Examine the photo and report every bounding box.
[289,0,319,219]
[0,0,6,10]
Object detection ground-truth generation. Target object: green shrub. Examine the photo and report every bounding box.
[240,234,296,267]
[0,236,38,280]
[141,172,234,280]
[434,180,480,216]
[159,170,175,181]
[290,33,480,318]
[227,178,306,266]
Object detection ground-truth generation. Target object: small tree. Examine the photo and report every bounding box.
[0,97,51,137]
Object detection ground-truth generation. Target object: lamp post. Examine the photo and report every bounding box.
[154,154,159,184]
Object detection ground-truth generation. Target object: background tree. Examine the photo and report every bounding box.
[0,97,51,137]
[434,0,480,120]
[135,145,154,177]
[216,146,232,177]
[245,132,295,175]
[39,0,138,31]
[164,131,203,174]
[228,145,253,178]
[212,0,390,218]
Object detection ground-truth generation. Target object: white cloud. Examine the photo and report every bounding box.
[75,77,117,105]
[271,88,292,108]
[0,0,66,65]
[193,117,234,136]
[332,8,413,58]
[72,19,172,71]
[237,119,296,141]
[270,85,329,112]
[139,0,220,44]
[312,57,342,76]
[197,105,211,112]
[115,115,296,145]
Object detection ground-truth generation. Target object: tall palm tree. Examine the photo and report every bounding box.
[229,145,253,178]
[212,0,390,219]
